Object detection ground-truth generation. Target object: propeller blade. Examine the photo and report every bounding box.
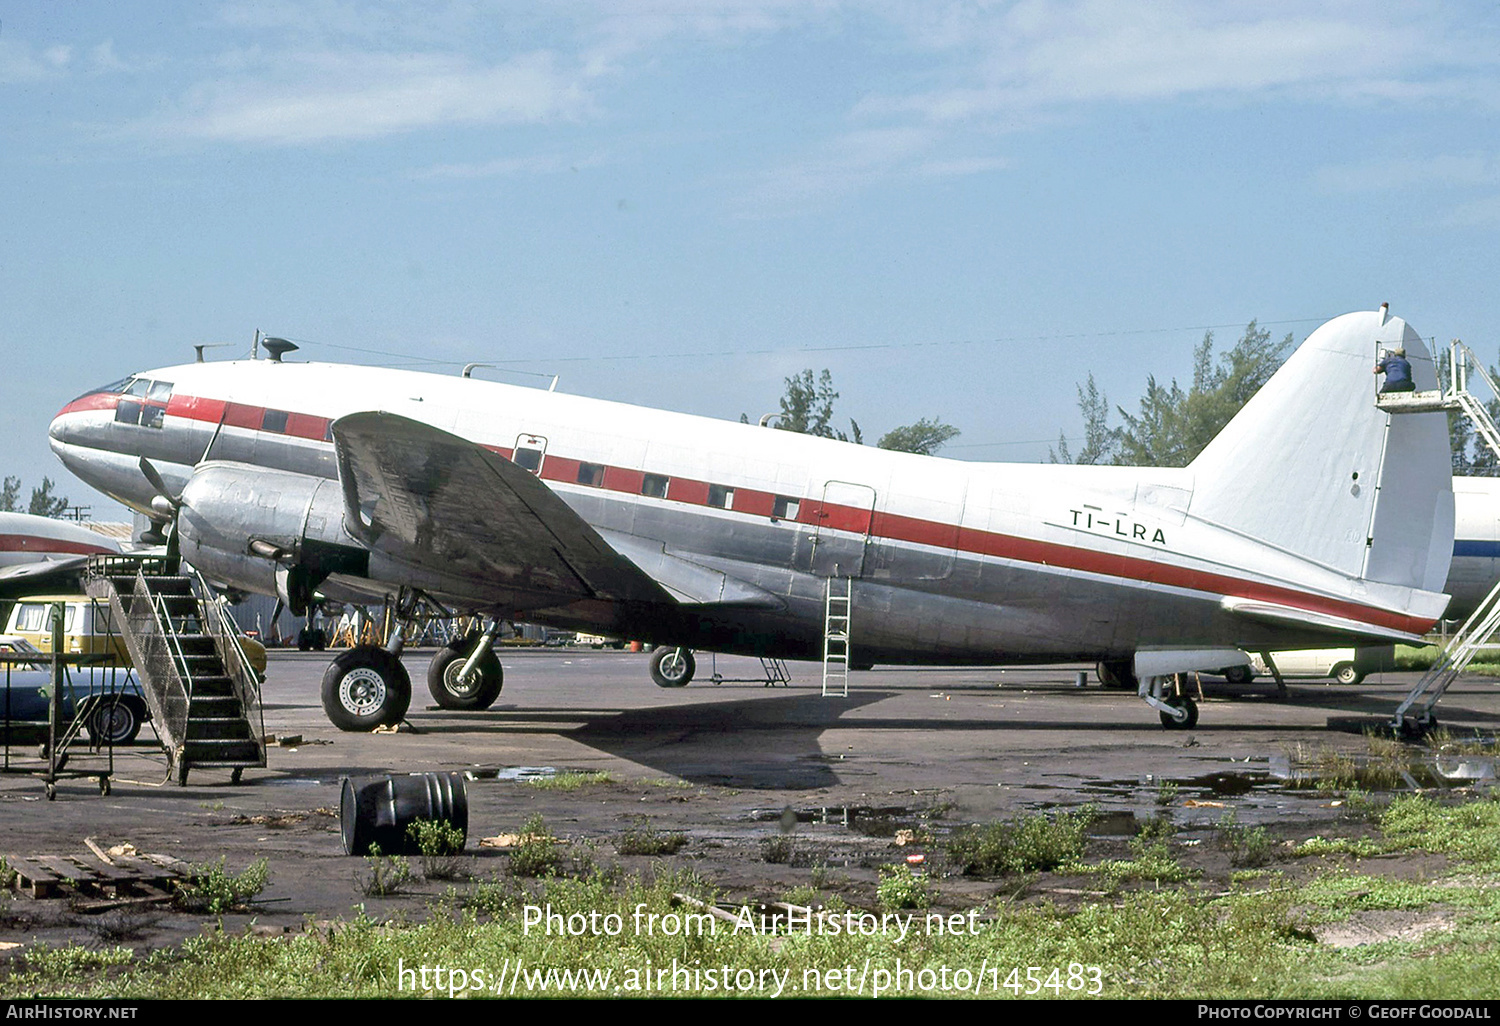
[138,457,180,508]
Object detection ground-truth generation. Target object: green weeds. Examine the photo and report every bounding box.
[510,814,561,877]
[616,819,688,856]
[173,858,268,914]
[876,864,929,911]
[947,806,1095,876]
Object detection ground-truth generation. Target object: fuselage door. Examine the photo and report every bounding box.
[803,480,877,578]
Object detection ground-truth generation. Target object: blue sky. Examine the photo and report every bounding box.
[5,1,1500,517]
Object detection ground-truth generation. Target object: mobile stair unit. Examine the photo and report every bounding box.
[1379,338,1500,732]
[85,555,265,784]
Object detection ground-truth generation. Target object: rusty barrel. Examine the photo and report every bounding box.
[340,772,468,855]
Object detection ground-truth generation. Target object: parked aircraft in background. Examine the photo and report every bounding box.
[45,308,1453,732]
[0,512,122,617]
[0,511,120,569]
[1447,476,1500,619]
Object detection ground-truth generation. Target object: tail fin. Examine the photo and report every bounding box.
[1188,307,1453,596]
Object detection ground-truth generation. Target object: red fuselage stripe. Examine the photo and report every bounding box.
[0,535,114,556]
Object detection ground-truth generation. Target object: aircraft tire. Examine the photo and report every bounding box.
[1158,695,1198,730]
[650,647,695,688]
[427,638,504,710]
[1097,660,1136,689]
[1333,663,1363,686]
[87,697,143,746]
[322,646,412,731]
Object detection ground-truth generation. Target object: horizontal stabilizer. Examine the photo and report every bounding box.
[1221,596,1427,644]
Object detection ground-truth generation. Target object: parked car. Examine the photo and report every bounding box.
[0,635,150,744]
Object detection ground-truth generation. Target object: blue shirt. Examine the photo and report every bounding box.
[1378,354,1413,389]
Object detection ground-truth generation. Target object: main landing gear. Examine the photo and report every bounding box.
[319,597,505,732]
[427,626,504,709]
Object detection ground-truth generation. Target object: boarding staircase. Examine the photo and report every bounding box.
[85,555,265,784]
[821,576,852,697]
[1380,339,1500,732]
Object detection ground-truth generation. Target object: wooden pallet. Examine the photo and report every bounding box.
[5,849,187,907]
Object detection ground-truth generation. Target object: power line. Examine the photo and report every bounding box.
[277,316,1330,371]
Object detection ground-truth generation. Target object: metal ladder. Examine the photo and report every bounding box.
[1393,574,1500,734]
[1379,338,1500,732]
[822,576,852,697]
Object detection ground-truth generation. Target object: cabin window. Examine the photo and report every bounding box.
[641,474,669,499]
[708,484,735,509]
[262,409,290,434]
[577,463,605,487]
[772,496,800,520]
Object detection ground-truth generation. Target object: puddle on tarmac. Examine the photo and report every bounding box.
[747,805,919,837]
[466,766,559,781]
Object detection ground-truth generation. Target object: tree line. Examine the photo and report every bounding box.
[755,368,962,456]
[2,476,72,517]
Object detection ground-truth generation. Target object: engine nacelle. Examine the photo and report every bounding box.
[177,461,370,614]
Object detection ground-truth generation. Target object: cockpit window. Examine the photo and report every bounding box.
[114,379,174,429]
[70,377,134,403]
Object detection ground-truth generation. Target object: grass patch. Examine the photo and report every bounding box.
[1215,813,1278,868]
[407,818,466,880]
[947,806,1095,876]
[1380,794,1500,869]
[529,770,614,791]
[174,858,269,914]
[357,846,413,897]
[616,819,688,856]
[509,814,561,878]
[876,864,929,911]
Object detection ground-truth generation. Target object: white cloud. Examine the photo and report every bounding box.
[867,1,1496,120]
[0,39,70,83]
[144,50,590,145]
[412,151,608,179]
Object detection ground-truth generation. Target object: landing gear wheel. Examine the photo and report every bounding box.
[99,777,111,796]
[426,637,504,710]
[650,647,696,688]
[1334,663,1363,685]
[1097,660,1137,689]
[1223,665,1255,684]
[231,767,243,784]
[1159,695,1199,730]
[321,646,412,731]
[87,700,142,746]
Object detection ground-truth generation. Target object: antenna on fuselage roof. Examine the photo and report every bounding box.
[262,337,299,363]
[193,343,233,363]
[460,364,561,391]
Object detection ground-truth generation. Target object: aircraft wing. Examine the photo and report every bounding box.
[0,557,94,603]
[331,412,679,609]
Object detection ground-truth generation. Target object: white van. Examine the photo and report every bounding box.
[1226,646,1396,685]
